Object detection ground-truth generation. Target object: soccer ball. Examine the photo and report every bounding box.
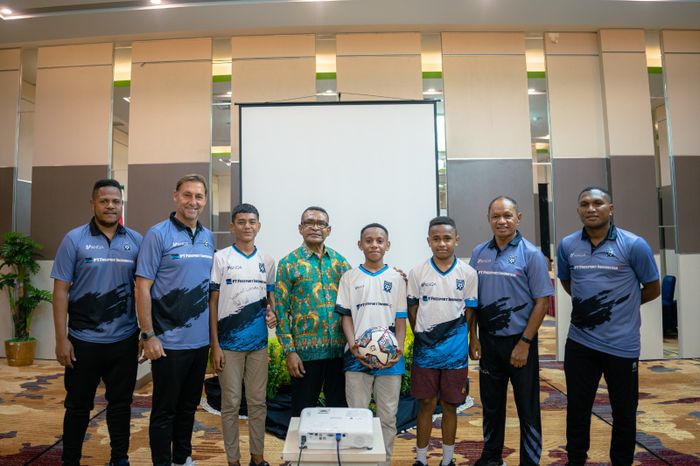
[356,326,398,367]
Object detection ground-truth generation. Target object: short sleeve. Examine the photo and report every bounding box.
[394,274,408,318]
[464,265,478,308]
[265,254,276,292]
[51,234,77,283]
[629,237,659,284]
[557,241,571,281]
[527,249,555,298]
[135,228,163,280]
[334,271,352,316]
[407,268,420,305]
[209,251,224,291]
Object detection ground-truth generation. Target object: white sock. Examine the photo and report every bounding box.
[442,444,455,465]
[416,447,428,464]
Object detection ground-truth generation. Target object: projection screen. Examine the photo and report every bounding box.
[239,101,438,271]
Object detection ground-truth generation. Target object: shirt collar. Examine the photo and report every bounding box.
[89,217,125,237]
[301,243,330,259]
[487,231,523,250]
[581,224,617,242]
[169,212,203,235]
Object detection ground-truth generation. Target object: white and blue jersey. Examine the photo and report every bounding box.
[407,258,478,370]
[51,219,142,344]
[469,233,554,337]
[136,213,215,350]
[557,225,659,358]
[335,265,408,376]
[210,245,276,352]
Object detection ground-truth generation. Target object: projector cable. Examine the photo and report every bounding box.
[336,433,342,466]
[297,434,307,466]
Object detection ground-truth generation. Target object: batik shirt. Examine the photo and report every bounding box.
[136,213,214,350]
[557,225,659,358]
[335,265,408,376]
[210,245,276,352]
[407,257,478,369]
[470,232,554,337]
[51,218,142,344]
[275,244,351,361]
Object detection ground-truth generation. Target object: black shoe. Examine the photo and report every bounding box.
[440,460,456,466]
[249,461,269,466]
[109,459,130,466]
[474,459,505,466]
[413,462,428,466]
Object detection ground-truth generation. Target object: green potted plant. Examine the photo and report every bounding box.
[0,232,53,366]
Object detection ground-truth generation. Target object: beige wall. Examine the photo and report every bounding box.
[0,49,21,168]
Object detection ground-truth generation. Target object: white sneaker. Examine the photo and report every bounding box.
[172,457,196,466]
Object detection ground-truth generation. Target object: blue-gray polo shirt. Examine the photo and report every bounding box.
[470,232,554,337]
[51,218,142,344]
[136,213,214,350]
[557,225,659,358]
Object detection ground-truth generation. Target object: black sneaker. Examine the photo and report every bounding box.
[109,459,130,466]
[413,462,428,466]
[249,461,269,466]
[474,459,506,466]
[440,460,456,466]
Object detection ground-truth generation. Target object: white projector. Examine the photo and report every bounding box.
[298,407,374,450]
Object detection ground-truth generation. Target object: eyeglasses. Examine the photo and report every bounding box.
[302,220,329,229]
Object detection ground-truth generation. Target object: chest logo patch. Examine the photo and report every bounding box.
[605,248,615,257]
[508,255,517,264]
[123,243,131,251]
[259,263,266,273]
[456,279,465,290]
[383,281,393,292]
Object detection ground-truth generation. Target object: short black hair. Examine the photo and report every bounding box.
[360,223,389,238]
[231,203,259,221]
[301,206,329,223]
[578,186,612,203]
[92,179,123,198]
[488,195,519,215]
[428,216,456,230]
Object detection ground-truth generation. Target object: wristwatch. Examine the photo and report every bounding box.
[520,334,533,344]
[140,330,156,341]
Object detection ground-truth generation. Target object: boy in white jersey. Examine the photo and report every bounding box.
[335,223,407,466]
[408,216,478,466]
[209,203,277,466]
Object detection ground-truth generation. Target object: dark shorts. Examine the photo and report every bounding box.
[410,365,468,405]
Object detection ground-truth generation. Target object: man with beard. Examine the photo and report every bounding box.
[469,196,553,466]
[52,179,142,466]
[557,186,659,466]
[136,174,215,466]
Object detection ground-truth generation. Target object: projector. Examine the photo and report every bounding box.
[298,407,374,450]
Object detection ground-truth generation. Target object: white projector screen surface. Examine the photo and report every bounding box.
[240,102,438,271]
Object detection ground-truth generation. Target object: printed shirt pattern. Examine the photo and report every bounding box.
[51,219,142,344]
[470,232,554,336]
[210,245,276,352]
[136,213,214,350]
[557,225,659,358]
[335,265,408,376]
[407,257,478,369]
[275,244,351,361]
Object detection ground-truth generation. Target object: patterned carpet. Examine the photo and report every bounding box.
[1,327,699,465]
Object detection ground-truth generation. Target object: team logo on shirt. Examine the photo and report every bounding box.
[259,263,266,273]
[204,240,210,247]
[85,244,104,250]
[383,281,393,292]
[605,248,615,257]
[123,243,131,251]
[508,255,517,264]
[456,279,465,290]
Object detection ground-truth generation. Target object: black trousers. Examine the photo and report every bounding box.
[479,333,542,466]
[290,357,347,416]
[565,338,639,466]
[62,331,139,466]
[149,345,209,466]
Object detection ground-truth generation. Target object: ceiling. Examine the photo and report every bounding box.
[2,0,700,47]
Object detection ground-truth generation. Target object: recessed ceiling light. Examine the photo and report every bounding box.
[150,0,162,4]
[0,7,13,15]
